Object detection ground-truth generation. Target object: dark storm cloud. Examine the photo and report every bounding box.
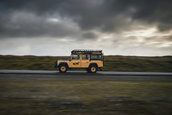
[127,0,172,32]
[0,0,172,38]
[0,11,79,38]
[52,0,172,32]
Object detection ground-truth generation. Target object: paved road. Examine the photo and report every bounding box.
[0,70,172,76]
[0,70,172,82]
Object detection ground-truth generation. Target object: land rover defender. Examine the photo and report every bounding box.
[55,49,104,73]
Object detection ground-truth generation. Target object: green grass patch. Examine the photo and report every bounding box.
[0,55,172,72]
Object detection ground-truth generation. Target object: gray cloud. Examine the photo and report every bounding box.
[82,32,97,39]
[1,0,172,39]
[145,35,172,43]
[0,11,80,38]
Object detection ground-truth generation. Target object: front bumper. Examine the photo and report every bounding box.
[98,67,103,71]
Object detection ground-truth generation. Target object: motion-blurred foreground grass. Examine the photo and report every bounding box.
[0,80,172,115]
[0,55,172,72]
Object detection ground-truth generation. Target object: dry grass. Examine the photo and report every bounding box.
[0,80,172,114]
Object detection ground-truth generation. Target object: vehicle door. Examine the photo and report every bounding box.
[70,54,81,68]
[81,54,89,68]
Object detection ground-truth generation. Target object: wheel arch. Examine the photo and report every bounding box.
[59,62,69,68]
[89,63,98,68]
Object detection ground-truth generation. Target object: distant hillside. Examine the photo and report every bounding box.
[0,55,172,72]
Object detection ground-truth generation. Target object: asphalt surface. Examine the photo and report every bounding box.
[0,70,172,82]
[0,70,172,76]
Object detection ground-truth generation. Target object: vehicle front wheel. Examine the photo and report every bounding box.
[59,65,68,73]
[88,65,97,73]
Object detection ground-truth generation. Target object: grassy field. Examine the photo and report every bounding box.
[0,80,172,115]
[0,55,172,72]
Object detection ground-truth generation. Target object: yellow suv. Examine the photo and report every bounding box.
[55,49,104,73]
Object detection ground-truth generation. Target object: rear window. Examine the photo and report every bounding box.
[90,55,101,60]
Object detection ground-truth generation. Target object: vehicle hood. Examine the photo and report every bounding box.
[57,59,70,63]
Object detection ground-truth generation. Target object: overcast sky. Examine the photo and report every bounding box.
[0,0,172,56]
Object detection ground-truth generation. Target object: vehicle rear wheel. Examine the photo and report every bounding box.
[88,65,97,73]
[59,65,67,73]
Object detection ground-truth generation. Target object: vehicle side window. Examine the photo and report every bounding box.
[82,55,88,60]
[90,55,101,60]
[72,55,80,59]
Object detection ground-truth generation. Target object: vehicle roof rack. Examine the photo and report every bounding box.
[71,49,102,54]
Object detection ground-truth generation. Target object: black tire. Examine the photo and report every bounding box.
[88,65,97,73]
[59,64,68,73]
[87,68,90,73]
